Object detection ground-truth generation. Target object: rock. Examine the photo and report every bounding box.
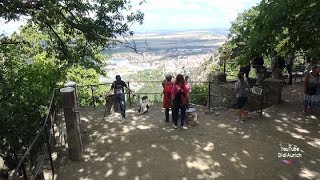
[187,112,198,126]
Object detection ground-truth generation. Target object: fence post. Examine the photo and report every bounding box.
[208,81,211,109]
[60,87,83,161]
[128,81,132,107]
[45,124,55,179]
[91,85,95,109]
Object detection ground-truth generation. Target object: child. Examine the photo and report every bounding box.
[234,72,250,123]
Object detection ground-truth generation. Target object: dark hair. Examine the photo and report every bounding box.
[165,75,172,82]
[175,74,185,85]
[185,76,189,81]
[237,72,244,79]
[115,75,121,81]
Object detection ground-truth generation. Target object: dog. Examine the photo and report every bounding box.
[138,96,149,114]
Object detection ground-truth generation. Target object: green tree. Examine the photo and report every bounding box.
[1,0,145,71]
[220,0,320,65]
[0,0,144,170]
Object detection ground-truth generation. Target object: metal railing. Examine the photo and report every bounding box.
[10,89,59,180]
[76,80,236,109]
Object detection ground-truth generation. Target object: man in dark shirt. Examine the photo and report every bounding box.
[108,75,133,118]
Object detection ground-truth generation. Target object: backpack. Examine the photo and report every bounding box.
[174,85,187,106]
[278,56,286,69]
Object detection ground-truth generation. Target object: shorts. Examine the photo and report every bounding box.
[236,97,248,109]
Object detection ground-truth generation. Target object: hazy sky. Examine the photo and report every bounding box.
[0,0,261,34]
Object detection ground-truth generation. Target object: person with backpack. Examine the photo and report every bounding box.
[171,74,190,129]
[108,75,134,119]
[234,72,251,123]
[162,75,174,122]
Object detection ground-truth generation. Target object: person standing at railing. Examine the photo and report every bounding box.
[234,72,250,123]
[162,75,174,122]
[171,74,190,129]
[108,75,134,119]
[185,76,191,109]
[285,52,294,85]
[251,55,264,85]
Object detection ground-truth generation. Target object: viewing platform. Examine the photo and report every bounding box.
[53,84,320,180]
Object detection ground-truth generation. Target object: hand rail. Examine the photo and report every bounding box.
[10,88,59,180]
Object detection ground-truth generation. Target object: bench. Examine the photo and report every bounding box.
[293,64,305,82]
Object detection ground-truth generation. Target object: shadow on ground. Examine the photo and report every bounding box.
[55,84,320,180]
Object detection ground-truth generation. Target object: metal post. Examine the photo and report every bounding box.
[208,82,211,109]
[128,81,131,107]
[91,85,95,109]
[45,124,55,179]
[260,94,263,117]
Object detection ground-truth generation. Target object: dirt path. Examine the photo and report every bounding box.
[55,84,320,180]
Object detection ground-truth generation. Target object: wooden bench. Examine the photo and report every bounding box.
[293,64,305,82]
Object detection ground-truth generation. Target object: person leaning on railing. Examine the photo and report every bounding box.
[108,75,134,119]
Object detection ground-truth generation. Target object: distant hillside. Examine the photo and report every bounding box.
[190,50,221,82]
[103,30,227,55]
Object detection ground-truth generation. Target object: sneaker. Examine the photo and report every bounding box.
[182,126,188,130]
[173,124,178,129]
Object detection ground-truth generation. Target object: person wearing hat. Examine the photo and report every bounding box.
[108,75,133,118]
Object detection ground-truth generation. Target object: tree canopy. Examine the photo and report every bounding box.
[0,0,144,166]
[220,0,320,64]
[1,0,144,68]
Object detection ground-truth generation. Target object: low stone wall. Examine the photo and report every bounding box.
[208,71,283,111]
[208,82,268,111]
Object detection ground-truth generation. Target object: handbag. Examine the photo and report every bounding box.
[306,76,319,95]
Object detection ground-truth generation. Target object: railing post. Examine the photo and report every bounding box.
[45,124,55,180]
[208,81,211,109]
[91,85,95,109]
[128,81,131,107]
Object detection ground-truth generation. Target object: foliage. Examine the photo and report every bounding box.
[1,0,144,56]
[220,0,320,66]
[189,83,209,106]
[66,66,108,106]
[0,0,144,167]
[0,47,58,155]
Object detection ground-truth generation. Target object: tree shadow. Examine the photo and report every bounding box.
[54,84,320,180]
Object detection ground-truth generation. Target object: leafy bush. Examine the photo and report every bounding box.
[189,83,209,106]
